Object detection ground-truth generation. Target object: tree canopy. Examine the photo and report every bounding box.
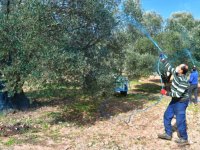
[0,0,199,101]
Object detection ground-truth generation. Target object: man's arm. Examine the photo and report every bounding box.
[188,73,194,84]
[159,53,175,74]
[161,59,175,75]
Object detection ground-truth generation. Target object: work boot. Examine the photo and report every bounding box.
[158,133,172,140]
[175,138,189,145]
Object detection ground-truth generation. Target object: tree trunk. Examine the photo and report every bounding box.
[11,90,30,110]
[83,70,97,94]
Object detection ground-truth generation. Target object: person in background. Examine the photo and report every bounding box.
[188,66,199,104]
[158,54,190,145]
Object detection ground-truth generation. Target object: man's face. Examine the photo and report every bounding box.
[175,64,188,75]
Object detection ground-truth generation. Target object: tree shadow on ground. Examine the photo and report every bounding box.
[102,93,160,117]
[148,78,162,83]
[26,84,81,108]
[134,83,161,94]
[44,93,161,126]
[23,82,162,126]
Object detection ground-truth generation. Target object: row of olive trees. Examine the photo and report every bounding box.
[123,2,200,79]
[0,0,200,105]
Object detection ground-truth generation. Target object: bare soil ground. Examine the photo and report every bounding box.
[0,77,200,150]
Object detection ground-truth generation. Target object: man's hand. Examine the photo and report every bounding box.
[160,89,167,95]
[159,53,165,59]
[159,53,167,62]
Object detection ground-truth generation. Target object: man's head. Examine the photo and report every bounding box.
[192,66,197,71]
[175,64,188,75]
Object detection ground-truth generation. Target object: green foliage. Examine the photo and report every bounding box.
[0,0,200,102]
[0,1,54,96]
[166,12,195,31]
[125,51,156,78]
[158,31,183,52]
[4,137,18,146]
[41,0,118,96]
[133,37,158,55]
[124,0,143,22]
[191,24,200,62]
[142,11,163,36]
[0,0,118,97]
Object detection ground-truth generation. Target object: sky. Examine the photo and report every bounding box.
[141,0,200,20]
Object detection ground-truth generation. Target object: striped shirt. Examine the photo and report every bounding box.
[164,61,189,99]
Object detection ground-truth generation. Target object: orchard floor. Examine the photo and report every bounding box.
[0,77,200,150]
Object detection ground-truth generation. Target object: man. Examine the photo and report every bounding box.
[188,66,198,104]
[158,54,190,145]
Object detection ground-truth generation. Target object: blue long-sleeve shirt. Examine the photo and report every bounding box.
[189,70,198,85]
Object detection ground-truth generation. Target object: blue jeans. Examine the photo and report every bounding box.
[164,98,189,140]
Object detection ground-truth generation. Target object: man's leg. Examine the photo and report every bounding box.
[193,84,198,104]
[163,100,175,137]
[188,85,193,103]
[158,100,174,140]
[175,100,189,141]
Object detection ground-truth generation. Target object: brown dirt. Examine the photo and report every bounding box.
[2,102,199,150]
